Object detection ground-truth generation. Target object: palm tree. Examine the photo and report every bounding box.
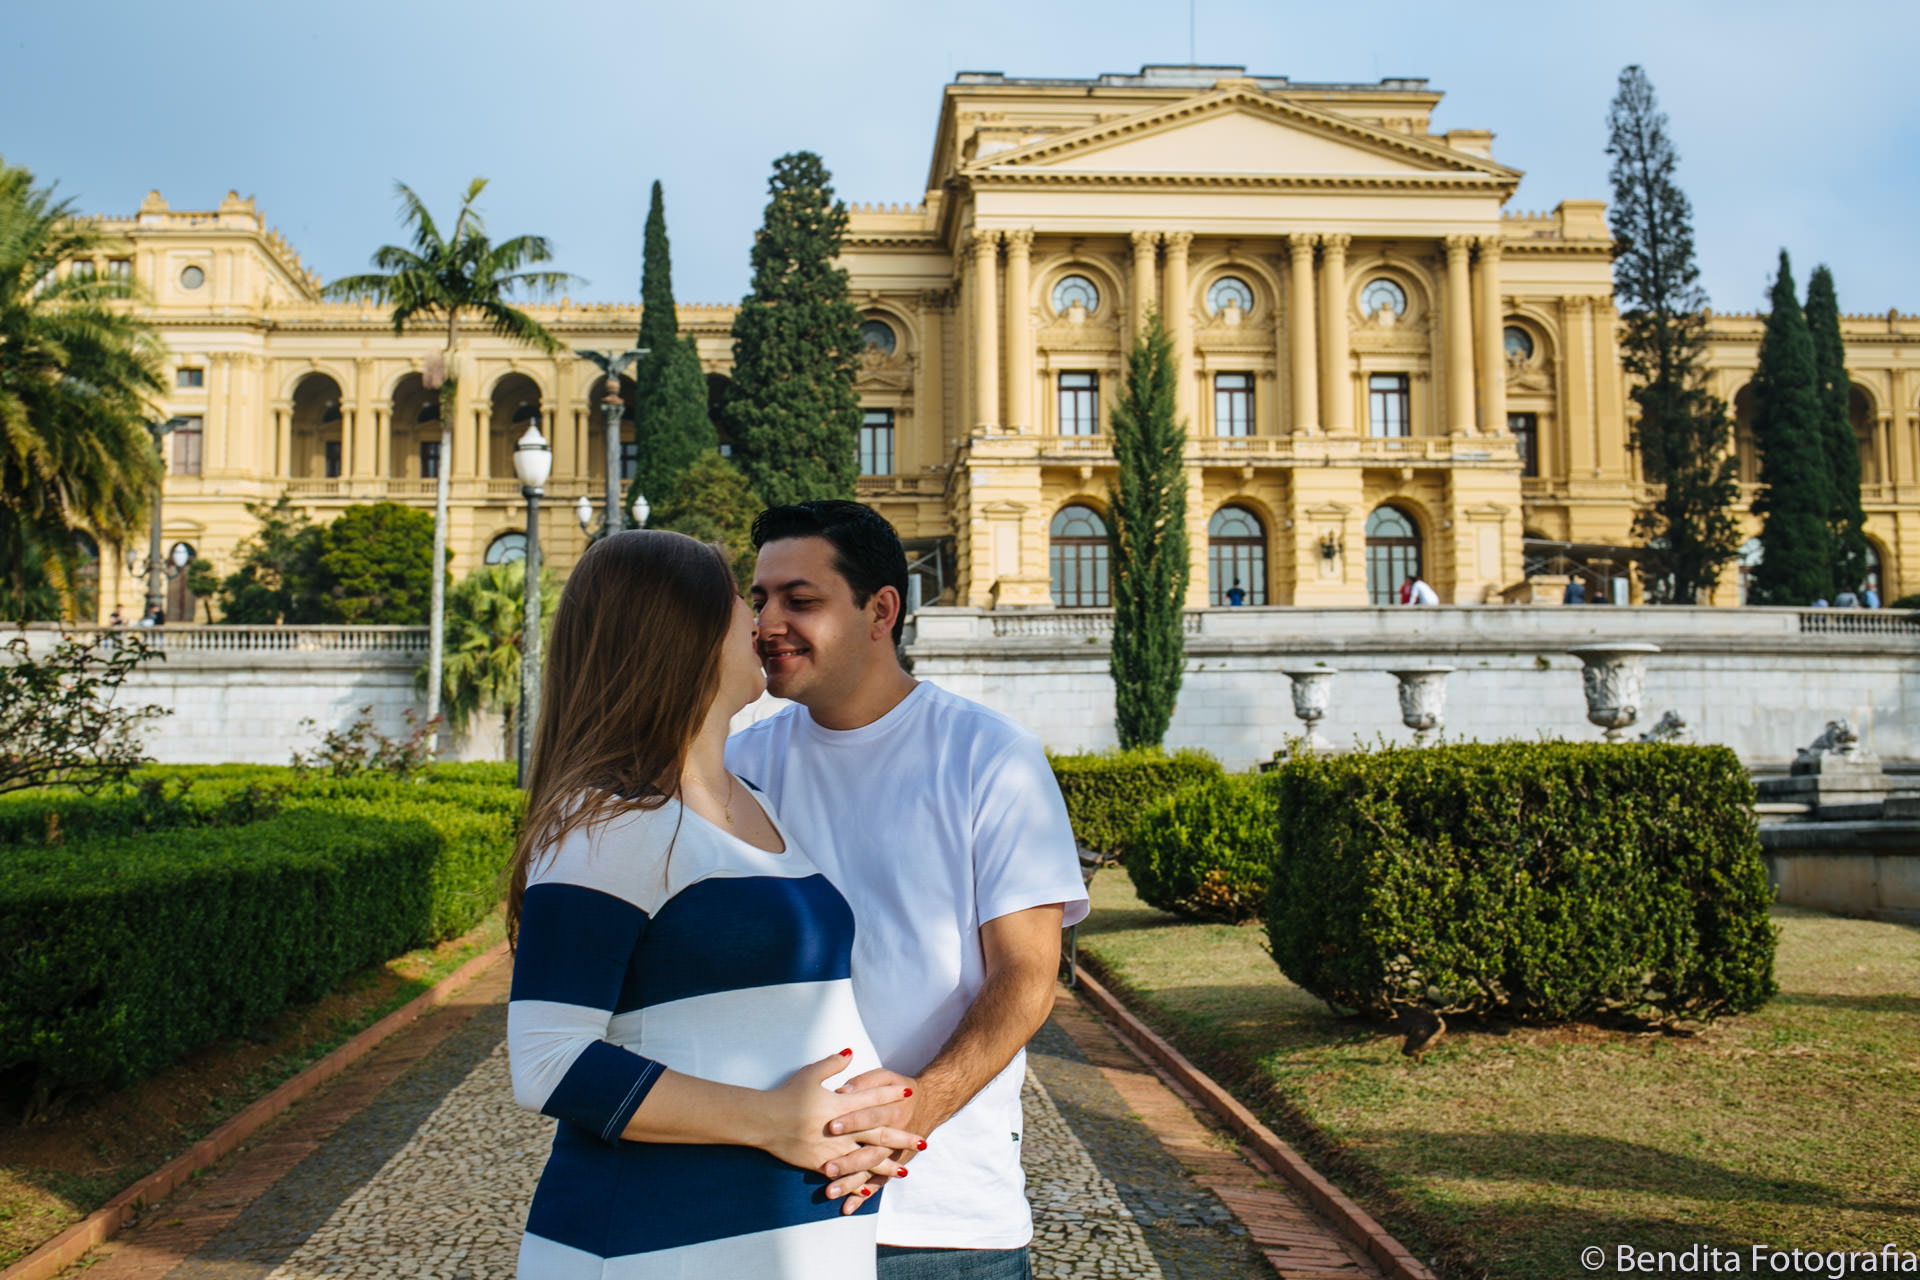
[426,559,559,756]
[0,157,166,621]
[325,179,572,750]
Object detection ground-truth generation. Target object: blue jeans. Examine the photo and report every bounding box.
[877,1244,1032,1280]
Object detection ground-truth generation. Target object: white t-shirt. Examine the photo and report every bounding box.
[1409,579,1439,605]
[725,680,1090,1250]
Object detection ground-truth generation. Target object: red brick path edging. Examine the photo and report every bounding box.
[1071,968,1437,1280]
[1,940,512,1280]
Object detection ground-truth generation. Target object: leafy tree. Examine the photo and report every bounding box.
[7,530,81,622]
[649,451,765,591]
[0,631,168,796]
[727,152,864,507]
[425,559,559,751]
[326,179,572,738]
[1605,66,1741,604]
[1805,265,1868,594]
[1107,313,1189,750]
[316,502,439,624]
[0,157,166,621]
[1748,251,1834,606]
[217,494,326,624]
[631,182,719,509]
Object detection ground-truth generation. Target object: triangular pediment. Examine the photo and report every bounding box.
[975,89,1516,183]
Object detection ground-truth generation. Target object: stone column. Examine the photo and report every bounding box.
[1131,230,1159,337]
[1564,296,1596,480]
[471,406,489,479]
[1003,230,1034,433]
[1476,237,1506,435]
[351,357,374,480]
[1444,235,1476,436]
[1319,233,1352,436]
[971,229,1000,432]
[1287,235,1319,435]
[273,405,291,478]
[205,354,230,475]
[1162,231,1195,430]
[1876,415,1893,491]
[917,290,946,464]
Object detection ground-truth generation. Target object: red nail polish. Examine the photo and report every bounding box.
[859,1187,873,1197]
[839,1048,852,1057]
[916,1139,927,1151]
[902,1088,913,1097]
[895,1168,908,1178]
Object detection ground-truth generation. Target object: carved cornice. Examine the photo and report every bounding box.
[967,170,1517,194]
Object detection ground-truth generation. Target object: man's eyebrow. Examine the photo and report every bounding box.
[763,578,820,594]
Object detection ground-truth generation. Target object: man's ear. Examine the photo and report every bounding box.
[870,585,903,640]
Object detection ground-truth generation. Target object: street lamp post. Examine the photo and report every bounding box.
[571,348,646,540]
[513,423,553,787]
[132,417,192,621]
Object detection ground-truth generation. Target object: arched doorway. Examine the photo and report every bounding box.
[1208,506,1266,605]
[391,372,442,483]
[1365,506,1422,605]
[489,373,544,479]
[1049,505,1109,607]
[290,373,345,480]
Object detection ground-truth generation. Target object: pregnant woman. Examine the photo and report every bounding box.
[506,530,919,1278]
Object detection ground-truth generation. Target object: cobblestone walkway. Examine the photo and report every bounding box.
[74,972,1376,1280]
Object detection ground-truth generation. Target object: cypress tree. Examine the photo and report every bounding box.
[1605,65,1741,603]
[1748,251,1834,605]
[1804,264,1868,595]
[1107,313,1190,750]
[727,152,863,508]
[630,181,716,509]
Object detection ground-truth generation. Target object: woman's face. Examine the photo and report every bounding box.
[714,591,766,716]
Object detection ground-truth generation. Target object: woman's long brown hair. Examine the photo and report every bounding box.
[506,530,738,946]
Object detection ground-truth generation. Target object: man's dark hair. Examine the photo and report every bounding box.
[751,501,911,644]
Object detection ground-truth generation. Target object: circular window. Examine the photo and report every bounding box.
[179,265,205,290]
[1361,279,1407,317]
[485,531,527,565]
[1504,325,1535,361]
[1207,277,1255,316]
[860,319,896,355]
[1051,274,1100,315]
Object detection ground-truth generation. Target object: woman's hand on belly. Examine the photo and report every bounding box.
[746,1051,922,1178]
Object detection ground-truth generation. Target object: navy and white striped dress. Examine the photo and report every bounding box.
[507,782,883,1278]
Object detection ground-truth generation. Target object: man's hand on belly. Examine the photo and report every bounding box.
[822,1067,922,1211]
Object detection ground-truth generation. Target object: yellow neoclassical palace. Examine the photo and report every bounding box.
[78,65,1920,621]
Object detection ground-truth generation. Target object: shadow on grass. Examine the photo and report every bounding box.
[1344,1128,1919,1216]
[1769,992,1920,1015]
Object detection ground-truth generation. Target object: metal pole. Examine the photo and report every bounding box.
[144,484,165,620]
[603,398,624,538]
[426,417,452,753]
[517,485,542,787]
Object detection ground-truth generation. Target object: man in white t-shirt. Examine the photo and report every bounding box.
[725,501,1089,1280]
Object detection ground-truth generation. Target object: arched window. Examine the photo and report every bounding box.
[1863,540,1883,600]
[486,531,528,565]
[1207,276,1254,316]
[1052,274,1100,316]
[1361,278,1407,319]
[860,319,897,354]
[1049,505,1109,607]
[1365,506,1422,605]
[1208,507,1266,606]
[1737,538,1763,605]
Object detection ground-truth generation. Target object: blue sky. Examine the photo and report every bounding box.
[5,0,1916,314]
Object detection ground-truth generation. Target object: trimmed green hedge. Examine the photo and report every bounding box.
[1048,748,1223,855]
[0,767,521,1101]
[1267,742,1778,1024]
[1123,772,1279,923]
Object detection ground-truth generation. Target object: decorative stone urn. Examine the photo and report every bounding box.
[1566,643,1661,742]
[1385,667,1454,745]
[1281,668,1337,752]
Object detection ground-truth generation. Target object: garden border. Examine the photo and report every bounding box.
[1073,966,1436,1280]
[0,939,511,1280]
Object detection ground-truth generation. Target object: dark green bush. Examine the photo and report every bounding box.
[0,766,521,1104]
[1267,742,1777,1024]
[1048,748,1223,854]
[1123,772,1279,922]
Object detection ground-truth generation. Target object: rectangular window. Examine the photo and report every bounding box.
[620,440,638,482]
[1509,411,1539,478]
[1213,373,1253,437]
[323,440,341,479]
[106,258,132,279]
[170,417,204,476]
[420,440,441,480]
[1369,374,1411,438]
[860,409,895,476]
[176,367,204,389]
[70,260,96,281]
[1058,371,1099,436]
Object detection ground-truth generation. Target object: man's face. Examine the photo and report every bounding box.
[750,536,879,708]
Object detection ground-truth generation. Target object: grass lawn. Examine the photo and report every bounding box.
[0,907,506,1269]
[1078,870,1920,1279]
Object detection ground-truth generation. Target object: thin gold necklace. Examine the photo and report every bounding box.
[691,773,736,825]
